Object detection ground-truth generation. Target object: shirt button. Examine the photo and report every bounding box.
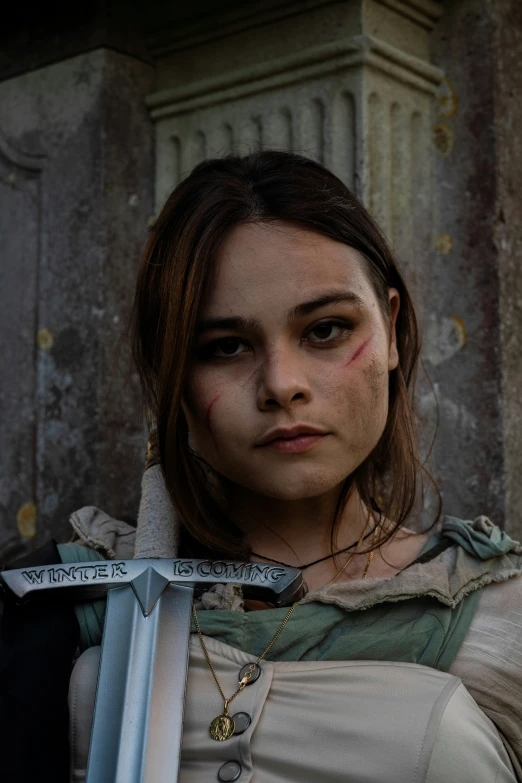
[217,760,242,781]
[232,712,251,735]
[239,662,261,686]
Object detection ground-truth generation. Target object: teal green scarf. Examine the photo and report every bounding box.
[58,515,522,672]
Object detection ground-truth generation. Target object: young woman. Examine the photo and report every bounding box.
[2,150,522,782]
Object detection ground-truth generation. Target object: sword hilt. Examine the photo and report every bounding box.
[1,558,305,783]
[0,557,305,610]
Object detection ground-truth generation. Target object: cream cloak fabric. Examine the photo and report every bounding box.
[69,638,516,783]
[64,465,522,780]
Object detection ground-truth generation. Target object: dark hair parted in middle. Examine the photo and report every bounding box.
[128,150,441,562]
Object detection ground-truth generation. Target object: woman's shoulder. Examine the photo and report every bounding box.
[452,569,522,656]
[449,572,522,776]
[477,570,522,607]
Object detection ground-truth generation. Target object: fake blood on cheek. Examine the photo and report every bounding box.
[343,336,372,368]
[205,393,222,431]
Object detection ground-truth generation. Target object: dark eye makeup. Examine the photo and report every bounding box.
[196,319,356,361]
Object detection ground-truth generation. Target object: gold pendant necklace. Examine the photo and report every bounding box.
[192,518,378,741]
[193,599,299,740]
[209,713,235,741]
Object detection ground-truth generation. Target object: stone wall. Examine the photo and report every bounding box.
[494,0,522,537]
[418,0,522,537]
[0,48,154,563]
[1,0,521,564]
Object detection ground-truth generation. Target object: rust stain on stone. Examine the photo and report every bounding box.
[451,316,467,348]
[425,315,467,366]
[435,233,453,255]
[437,76,459,119]
[433,123,455,157]
[37,327,54,350]
[16,502,37,539]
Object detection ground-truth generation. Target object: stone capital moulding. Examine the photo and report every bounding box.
[375,0,443,29]
[146,0,443,60]
[147,35,444,121]
[146,0,338,60]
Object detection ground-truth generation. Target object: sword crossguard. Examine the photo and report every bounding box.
[0,557,306,612]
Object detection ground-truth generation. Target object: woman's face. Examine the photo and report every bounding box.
[182,221,400,503]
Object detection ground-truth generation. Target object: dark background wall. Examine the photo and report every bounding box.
[1,0,521,566]
[417,0,522,536]
[0,4,155,564]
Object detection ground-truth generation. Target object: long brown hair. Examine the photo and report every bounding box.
[127,150,441,563]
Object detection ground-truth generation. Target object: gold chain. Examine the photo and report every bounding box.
[362,524,378,578]
[325,513,376,586]
[362,535,376,578]
[192,598,298,717]
[193,509,380,740]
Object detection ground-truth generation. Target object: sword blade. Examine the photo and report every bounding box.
[85,582,194,783]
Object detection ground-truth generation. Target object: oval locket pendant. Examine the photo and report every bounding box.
[210,714,235,741]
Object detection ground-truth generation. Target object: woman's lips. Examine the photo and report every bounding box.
[260,434,328,453]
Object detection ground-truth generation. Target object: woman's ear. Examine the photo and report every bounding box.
[388,288,400,371]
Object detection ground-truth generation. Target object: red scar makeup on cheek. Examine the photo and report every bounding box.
[344,336,372,367]
[205,393,222,431]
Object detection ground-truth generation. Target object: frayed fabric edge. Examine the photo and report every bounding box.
[302,567,522,614]
[69,508,117,560]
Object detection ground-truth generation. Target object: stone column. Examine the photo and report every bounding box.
[148,1,443,299]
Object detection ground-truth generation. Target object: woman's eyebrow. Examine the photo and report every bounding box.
[195,289,365,336]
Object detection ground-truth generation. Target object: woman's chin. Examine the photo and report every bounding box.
[231,473,351,501]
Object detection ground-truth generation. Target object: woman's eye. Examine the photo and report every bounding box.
[307,321,352,343]
[199,320,354,360]
[203,337,244,359]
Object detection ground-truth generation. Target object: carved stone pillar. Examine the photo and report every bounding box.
[147,0,443,284]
